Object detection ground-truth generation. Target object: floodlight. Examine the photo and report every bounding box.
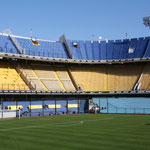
[98,36,102,40]
[143,16,150,28]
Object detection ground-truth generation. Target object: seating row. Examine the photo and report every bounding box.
[0,60,150,91]
[0,34,150,61]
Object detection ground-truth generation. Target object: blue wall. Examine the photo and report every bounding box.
[2,99,87,117]
[17,101,30,117]
[68,100,78,114]
[44,100,55,116]
[30,100,43,116]
[93,97,150,114]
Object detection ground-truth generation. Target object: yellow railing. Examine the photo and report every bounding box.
[0,84,29,90]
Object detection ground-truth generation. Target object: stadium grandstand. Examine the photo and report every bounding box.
[0,32,150,118]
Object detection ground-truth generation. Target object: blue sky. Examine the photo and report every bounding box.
[0,0,150,41]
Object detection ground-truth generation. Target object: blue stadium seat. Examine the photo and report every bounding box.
[100,41,107,60]
[0,35,18,54]
[119,39,130,59]
[92,41,100,60]
[85,41,93,60]
[0,34,149,61]
[16,37,69,59]
[78,41,88,60]
[106,40,114,60]
[133,38,149,58]
[113,40,122,60]
[144,40,150,58]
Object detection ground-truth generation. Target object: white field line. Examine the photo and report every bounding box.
[0,117,113,132]
[54,121,83,127]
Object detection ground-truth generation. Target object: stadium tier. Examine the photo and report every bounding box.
[0,33,150,118]
[0,34,69,58]
[12,61,76,91]
[0,33,150,61]
[0,60,149,91]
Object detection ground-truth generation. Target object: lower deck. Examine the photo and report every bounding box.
[1,94,150,118]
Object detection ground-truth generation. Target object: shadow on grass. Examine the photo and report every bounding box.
[145,123,150,125]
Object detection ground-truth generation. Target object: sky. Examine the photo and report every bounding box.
[0,0,150,41]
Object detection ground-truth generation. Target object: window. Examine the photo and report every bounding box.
[128,48,134,53]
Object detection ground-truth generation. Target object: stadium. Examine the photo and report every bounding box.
[0,30,150,149]
[0,0,150,150]
[1,32,150,117]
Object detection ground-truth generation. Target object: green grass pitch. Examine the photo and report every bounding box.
[0,114,150,150]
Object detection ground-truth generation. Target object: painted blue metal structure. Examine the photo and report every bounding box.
[0,34,150,61]
[93,97,150,114]
[2,99,87,117]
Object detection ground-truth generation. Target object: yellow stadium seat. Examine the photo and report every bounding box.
[0,60,29,90]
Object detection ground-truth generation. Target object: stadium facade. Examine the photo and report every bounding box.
[0,33,150,118]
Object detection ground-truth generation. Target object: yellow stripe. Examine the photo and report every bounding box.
[7,105,23,110]
[48,104,61,108]
[28,105,42,109]
[68,104,78,108]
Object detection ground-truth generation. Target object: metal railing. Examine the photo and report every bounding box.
[0,46,67,59]
[0,84,28,90]
[106,103,150,114]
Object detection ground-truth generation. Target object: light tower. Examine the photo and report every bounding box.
[143,16,150,28]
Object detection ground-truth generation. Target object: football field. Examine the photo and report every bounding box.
[0,114,150,150]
